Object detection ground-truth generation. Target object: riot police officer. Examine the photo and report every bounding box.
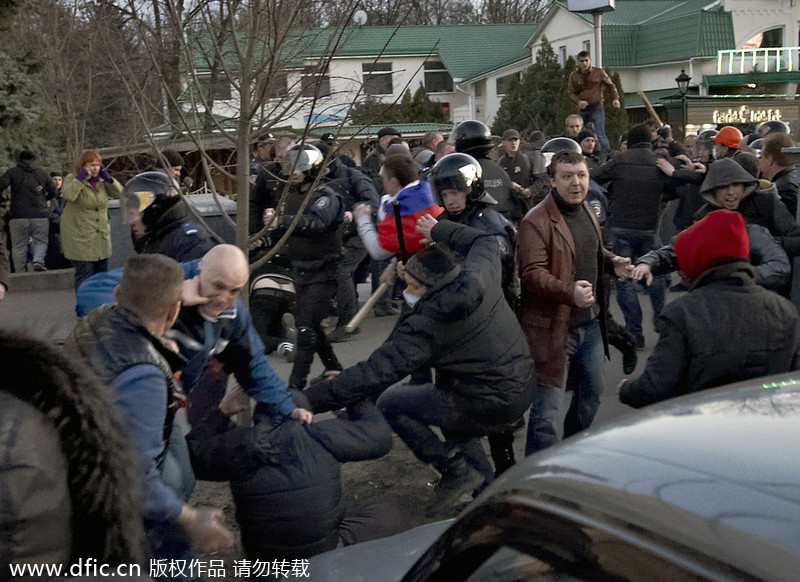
[429,152,516,305]
[452,120,530,225]
[269,144,345,390]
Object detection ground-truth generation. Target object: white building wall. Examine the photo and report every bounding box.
[723,0,799,47]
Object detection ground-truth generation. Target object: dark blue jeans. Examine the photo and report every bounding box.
[377,382,495,483]
[580,106,610,150]
[609,228,666,337]
[526,320,606,455]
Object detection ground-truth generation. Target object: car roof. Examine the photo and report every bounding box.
[484,372,800,579]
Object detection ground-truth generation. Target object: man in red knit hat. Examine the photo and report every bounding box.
[619,209,800,408]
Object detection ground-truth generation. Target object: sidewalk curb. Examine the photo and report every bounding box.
[9,268,74,292]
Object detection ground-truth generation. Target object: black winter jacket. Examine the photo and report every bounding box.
[135,197,217,261]
[478,158,524,224]
[185,401,391,560]
[439,203,516,302]
[0,161,57,219]
[638,222,791,291]
[592,142,675,231]
[771,165,800,218]
[697,189,800,258]
[304,221,533,426]
[620,261,800,408]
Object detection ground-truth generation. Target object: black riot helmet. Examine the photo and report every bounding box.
[281,143,325,182]
[122,171,181,225]
[429,153,488,205]
[698,129,719,140]
[453,120,494,156]
[540,137,582,169]
[757,120,790,137]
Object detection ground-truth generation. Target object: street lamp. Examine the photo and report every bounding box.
[675,68,691,138]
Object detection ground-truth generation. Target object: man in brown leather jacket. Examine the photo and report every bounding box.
[517,150,630,454]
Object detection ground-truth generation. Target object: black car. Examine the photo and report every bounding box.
[309,373,800,581]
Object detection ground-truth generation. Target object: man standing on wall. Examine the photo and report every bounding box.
[568,51,620,151]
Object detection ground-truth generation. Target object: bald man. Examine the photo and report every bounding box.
[76,244,312,424]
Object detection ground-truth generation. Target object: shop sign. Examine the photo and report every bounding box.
[712,105,782,124]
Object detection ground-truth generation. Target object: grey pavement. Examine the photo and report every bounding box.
[0,269,78,345]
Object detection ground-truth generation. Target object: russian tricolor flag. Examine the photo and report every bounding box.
[377,180,443,255]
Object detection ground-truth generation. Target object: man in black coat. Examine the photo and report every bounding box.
[592,123,676,348]
[620,210,800,408]
[0,150,57,272]
[758,132,800,218]
[185,395,399,561]
[124,171,217,262]
[304,220,533,516]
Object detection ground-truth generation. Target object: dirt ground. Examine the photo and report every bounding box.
[191,433,442,578]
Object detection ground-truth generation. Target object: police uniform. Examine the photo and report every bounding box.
[274,182,345,390]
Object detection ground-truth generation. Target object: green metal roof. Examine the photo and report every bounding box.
[555,0,735,67]
[296,24,535,82]
[190,24,535,84]
[311,122,454,138]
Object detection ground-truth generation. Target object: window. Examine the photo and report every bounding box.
[424,60,453,93]
[300,65,330,98]
[266,72,288,100]
[363,62,393,96]
[496,73,518,97]
[475,79,485,99]
[583,40,591,53]
[197,74,232,101]
[559,45,567,67]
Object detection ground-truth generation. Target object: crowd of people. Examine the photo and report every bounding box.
[3,47,800,580]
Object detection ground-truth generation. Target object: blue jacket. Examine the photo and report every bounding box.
[77,259,296,417]
[66,305,188,523]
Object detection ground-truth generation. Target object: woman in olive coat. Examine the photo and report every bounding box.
[62,149,122,291]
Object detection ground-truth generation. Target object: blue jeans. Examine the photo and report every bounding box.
[610,228,666,336]
[9,217,48,271]
[580,106,610,150]
[525,320,606,455]
[377,382,494,483]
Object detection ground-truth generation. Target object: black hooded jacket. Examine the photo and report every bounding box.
[304,221,533,426]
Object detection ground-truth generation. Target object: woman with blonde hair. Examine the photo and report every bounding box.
[62,149,122,292]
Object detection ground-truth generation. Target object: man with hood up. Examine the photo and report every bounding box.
[633,157,795,293]
[620,209,800,408]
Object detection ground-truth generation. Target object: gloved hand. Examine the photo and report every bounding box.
[76,167,89,181]
[99,164,113,183]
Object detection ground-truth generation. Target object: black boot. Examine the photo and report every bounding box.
[426,454,484,517]
[608,329,638,375]
[488,431,516,477]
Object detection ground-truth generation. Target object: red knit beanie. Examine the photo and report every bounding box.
[674,209,749,282]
